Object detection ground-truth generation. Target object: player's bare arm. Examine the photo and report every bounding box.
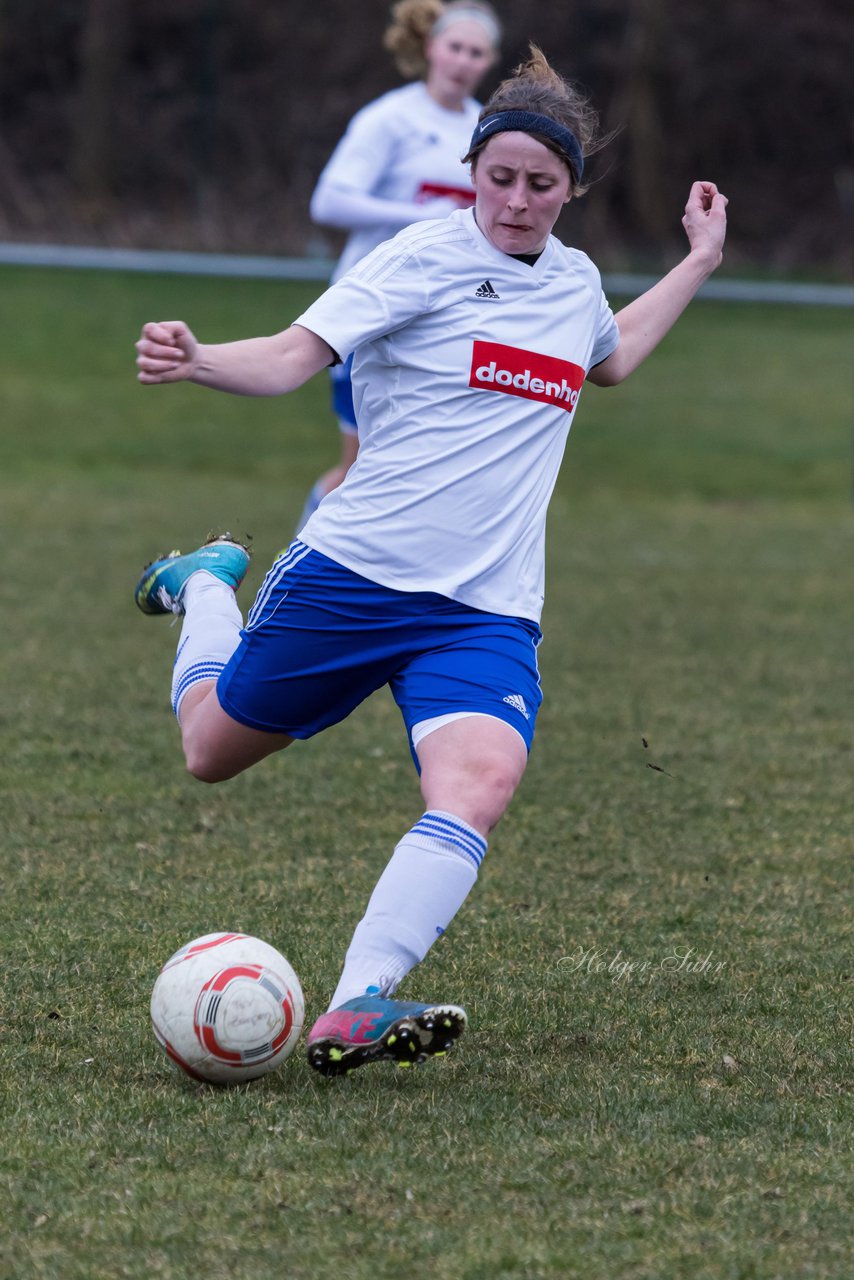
[135,321,335,396]
[588,181,728,387]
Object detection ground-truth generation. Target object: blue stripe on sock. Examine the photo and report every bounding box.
[413,828,482,871]
[246,539,311,631]
[414,814,486,855]
[172,660,226,714]
[411,811,487,870]
[417,812,487,859]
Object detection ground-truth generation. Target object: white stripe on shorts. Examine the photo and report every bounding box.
[245,539,312,632]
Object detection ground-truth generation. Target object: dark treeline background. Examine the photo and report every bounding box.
[1,0,851,273]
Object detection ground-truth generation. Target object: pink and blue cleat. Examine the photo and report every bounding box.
[134,533,250,615]
[306,988,467,1077]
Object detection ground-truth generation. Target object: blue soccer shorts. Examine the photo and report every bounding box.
[216,542,543,765]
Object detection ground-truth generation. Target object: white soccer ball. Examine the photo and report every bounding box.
[150,932,304,1084]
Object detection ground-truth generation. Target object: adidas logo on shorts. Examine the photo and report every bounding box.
[475,279,500,299]
[502,693,530,720]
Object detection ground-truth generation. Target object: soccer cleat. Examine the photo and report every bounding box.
[134,533,250,616]
[306,990,467,1077]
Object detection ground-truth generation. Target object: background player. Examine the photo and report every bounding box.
[297,0,501,528]
[134,47,728,1076]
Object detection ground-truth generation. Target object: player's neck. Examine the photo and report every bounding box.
[423,81,467,113]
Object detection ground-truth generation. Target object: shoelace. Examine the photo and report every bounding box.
[155,584,184,615]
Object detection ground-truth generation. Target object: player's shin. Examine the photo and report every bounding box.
[327,810,487,1008]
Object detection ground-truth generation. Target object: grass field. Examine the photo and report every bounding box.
[1,266,852,1280]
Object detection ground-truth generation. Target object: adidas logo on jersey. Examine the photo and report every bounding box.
[502,693,530,720]
[475,279,500,299]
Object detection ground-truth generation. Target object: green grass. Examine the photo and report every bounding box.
[1,266,852,1279]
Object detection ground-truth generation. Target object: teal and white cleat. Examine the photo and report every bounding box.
[134,533,250,616]
[306,988,467,1077]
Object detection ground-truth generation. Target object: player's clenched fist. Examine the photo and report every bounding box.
[681,181,728,270]
[136,320,198,384]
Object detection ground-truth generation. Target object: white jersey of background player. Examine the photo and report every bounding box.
[314,81,480,282]
[298,0,501,528]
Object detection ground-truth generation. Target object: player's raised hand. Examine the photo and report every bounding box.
[681,181,728,270]
[136,320,199,384]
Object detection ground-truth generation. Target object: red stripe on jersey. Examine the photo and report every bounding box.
[469,341,585,413]
[416,181,476,207]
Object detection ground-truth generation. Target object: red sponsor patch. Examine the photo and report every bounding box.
[469,341,585,413]
[416,180,475,207]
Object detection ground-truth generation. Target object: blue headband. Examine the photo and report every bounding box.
[470,110,584,184]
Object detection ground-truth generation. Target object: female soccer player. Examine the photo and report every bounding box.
[298,0,501,527]
[134,47,728,1076]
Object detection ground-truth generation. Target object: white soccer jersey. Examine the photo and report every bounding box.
[313,82,480,279]
[296,207,620,622]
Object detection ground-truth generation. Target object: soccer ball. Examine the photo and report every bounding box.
[150,932,304,1084]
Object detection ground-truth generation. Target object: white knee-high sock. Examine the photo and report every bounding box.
[170,571,243,719]
[328,811,487,1009]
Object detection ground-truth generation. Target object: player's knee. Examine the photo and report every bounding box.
[480,754,522,812]
[457,753,523,830]
[185,753,223,784]
[182,736,230,784]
